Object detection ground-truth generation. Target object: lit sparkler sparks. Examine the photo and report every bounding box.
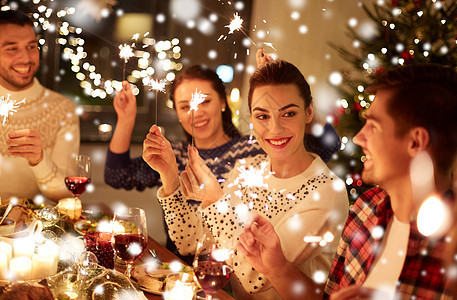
[223,12,256,47]
[119,43,135,80]
[188,89,207,147]
[234,160,270,189]
[132,33,140,41]
[148,78,168,125]
[226,12,243,34]
[189,89,207,112]
[149,78,167,94]
[119,43,135,63]
[0,94,26,126]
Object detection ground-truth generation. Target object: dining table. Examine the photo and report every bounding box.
[85,203,235,300]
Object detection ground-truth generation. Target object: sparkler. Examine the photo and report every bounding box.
[233,160,270,189]
[0,94,26,126]
[119,43,135,80]
[188,89,207,147]
[148,78,167,125]
[224,12,257,47]
[226,12,243,34]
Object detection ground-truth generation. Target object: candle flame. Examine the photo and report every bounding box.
[189,89,207,112]
[0,94,26,125]
[119,43,135,63]
[226,12,243,34]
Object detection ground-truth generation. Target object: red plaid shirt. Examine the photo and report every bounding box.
[324,187,453,299]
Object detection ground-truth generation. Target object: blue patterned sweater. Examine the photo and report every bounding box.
[104,123,341,190]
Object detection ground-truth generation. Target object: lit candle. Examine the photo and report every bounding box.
[13,238,34,258]
[57,198,82,219]
[164,273,197,300]
[32,253,55,279]
[10,256,32,281]
[0,252,8,280]
[0,241,12,263]
[36,242,59,276]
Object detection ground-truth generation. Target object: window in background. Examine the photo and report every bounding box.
[5,0,252,142]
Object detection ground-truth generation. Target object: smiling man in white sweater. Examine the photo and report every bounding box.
[0,10,79,202]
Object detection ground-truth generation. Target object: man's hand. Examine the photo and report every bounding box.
[330,285,390,300]
[7,129,43,166]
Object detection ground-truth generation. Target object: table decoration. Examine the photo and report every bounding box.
[130,260,195,295]
[0,218,16,236]
[9,256,32,281]
[83,231,115,269]
[57,198,82,220]
[0,241,12,263]
[164,272,198,300]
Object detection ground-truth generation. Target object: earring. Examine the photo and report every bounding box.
[178,119,182,123]
[222,107,226,112]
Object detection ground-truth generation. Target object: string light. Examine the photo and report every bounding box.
[2,0,182,100]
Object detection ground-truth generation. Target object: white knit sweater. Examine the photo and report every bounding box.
[158,154,349,300]
[0,78,80,201]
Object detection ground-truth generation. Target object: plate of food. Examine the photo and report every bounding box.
[130,262,195,295]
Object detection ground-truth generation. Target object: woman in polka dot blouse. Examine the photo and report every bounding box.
[144,60,349,299]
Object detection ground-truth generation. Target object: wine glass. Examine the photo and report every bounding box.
[112,207,148,278]
[193,233,234,300]
[65,154,91,202]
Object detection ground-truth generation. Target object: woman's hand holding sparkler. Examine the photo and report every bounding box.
[238,212,324,300]
[142,125,179,196]
[109,81,137,154]
[237,212,286,277]
[180,145,223,207]
[113,81,137,124]
[256,48,274,67]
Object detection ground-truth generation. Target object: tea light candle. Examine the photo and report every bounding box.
[32,253,55,279]
[0,252,8,280]
[57,198,82,220]
[37,242,59,274]
[0,241,12,263]
[13,238,34,258]
[165,273,197,300]
[10,256,32,280]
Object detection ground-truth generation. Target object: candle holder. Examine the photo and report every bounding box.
[57,198,82,220]
[164,273,198,300]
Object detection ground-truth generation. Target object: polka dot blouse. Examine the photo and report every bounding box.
[158,154,349,299]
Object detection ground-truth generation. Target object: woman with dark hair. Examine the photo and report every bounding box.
[147,60,349,299]
[105,56,341,262]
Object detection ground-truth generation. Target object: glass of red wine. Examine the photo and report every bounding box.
[193,233,234,300]
[112,207,148,278]
[65,154,91,202]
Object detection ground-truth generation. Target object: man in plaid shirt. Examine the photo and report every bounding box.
[237,63,457,300]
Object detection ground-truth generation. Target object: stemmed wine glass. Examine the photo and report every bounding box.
[193,233,234,300]
[112,207,148,278]
[65,154,91,201]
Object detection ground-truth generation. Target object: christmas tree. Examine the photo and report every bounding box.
[329,0,457,202]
